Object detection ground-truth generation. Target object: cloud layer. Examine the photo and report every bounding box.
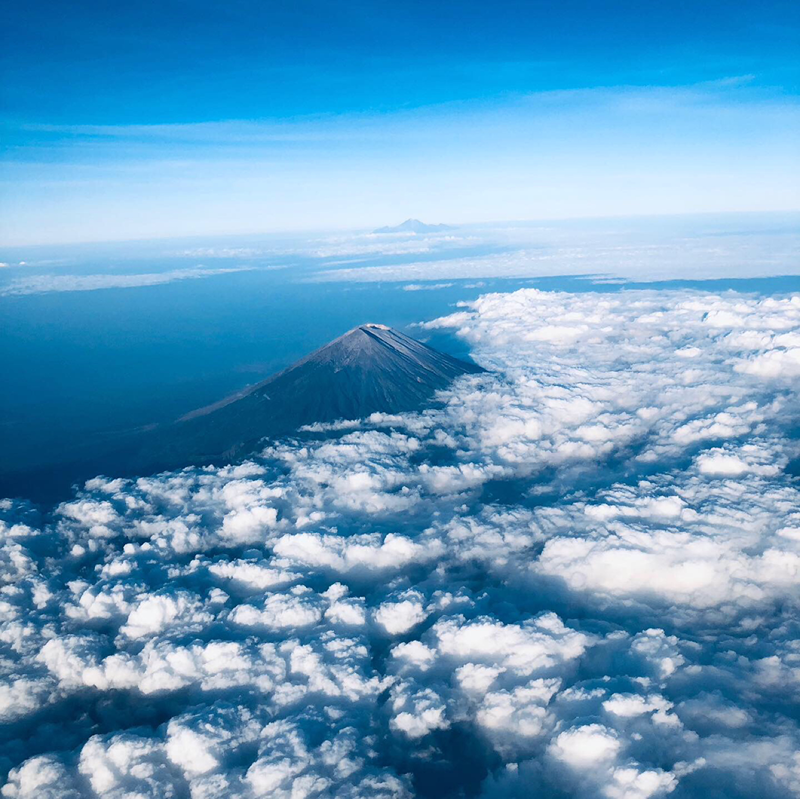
[310,217,800,283]
[2,287,800,798]
[0,266,257,297]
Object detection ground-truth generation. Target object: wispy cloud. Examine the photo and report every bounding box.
[310,217,800,283]
[402,282,455,291]
[0,265,256,296]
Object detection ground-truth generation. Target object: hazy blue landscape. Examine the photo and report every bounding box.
[3,213,798,500]
[2,1,800,798]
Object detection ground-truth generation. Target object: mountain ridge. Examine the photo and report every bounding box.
[181,323,473,421]
[373,219,453,234]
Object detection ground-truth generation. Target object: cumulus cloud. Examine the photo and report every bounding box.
[2,286,800,797]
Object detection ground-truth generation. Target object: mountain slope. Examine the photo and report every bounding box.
[142,323,483,469]
[0,324,482,501]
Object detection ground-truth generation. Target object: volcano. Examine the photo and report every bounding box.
[134,323,483,470]
[0,324,483,501]
[373,219,453,234]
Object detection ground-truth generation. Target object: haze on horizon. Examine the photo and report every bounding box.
[1,0,799,246]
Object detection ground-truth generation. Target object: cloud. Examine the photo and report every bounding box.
[310,221,800,284]
[2,286,800,797]
[0,266,256,296]
[402,283,455,291]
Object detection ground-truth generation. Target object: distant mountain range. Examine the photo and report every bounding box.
[0,325,482,501]
[373,219,453,234]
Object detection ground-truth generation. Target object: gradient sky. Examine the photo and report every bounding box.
[2,0,799,245]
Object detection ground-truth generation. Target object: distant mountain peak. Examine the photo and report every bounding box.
[373,219,453,234]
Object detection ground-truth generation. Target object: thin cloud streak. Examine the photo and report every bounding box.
[0,265,257,296]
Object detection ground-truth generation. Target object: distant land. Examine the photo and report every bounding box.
[373,219,453,234]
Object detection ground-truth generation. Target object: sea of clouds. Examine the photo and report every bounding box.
[2,287,800,798]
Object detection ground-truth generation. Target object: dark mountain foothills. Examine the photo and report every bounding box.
[2,325,483,502]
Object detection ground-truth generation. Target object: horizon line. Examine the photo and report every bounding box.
[2,208,799,252]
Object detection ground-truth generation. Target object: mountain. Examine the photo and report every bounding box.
[134,324,483,471]
[373,219,453,234]
[0,324,483,501]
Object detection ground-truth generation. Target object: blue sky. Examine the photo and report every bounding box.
[2,0,799,244]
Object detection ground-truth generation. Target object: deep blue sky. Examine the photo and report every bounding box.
[2,0,799,244]
[4,0,799,123]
